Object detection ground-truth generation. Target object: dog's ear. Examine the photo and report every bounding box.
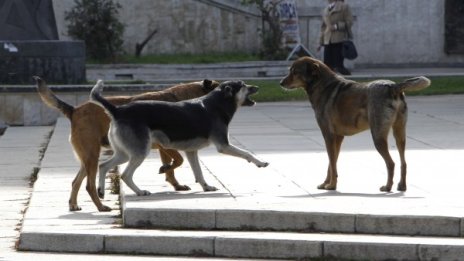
[202,79,213,91]
[307,62,320,77]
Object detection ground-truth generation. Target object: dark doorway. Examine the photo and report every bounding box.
[445,0,464,54]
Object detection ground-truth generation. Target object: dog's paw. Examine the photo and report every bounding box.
[380,185,392,192]
[318,183,336,190]
[174,184,191,191]
[69,204,82,212]
[324,184,336,190]
[137,190,151,196]
[397,183,407,192]
[203,185,218,192]
[257,162,269,168]
[98,187,105,199]
[98,205,112,212]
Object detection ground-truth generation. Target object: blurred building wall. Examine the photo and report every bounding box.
[52,0,464,66]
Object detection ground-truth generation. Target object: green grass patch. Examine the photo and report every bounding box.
[248,76,464,102]
[88,52,261,64]
[247,80,306,102]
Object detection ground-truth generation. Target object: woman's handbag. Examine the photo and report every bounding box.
[342,26,357,60]
[342,40,357,60]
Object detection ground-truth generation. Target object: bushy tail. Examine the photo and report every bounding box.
[33,76,74,119]
[89,80,118,117]
[398,76,431,92]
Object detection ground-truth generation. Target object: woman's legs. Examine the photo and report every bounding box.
[324,43,350,75]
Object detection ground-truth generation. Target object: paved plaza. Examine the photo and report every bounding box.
[2,91,464,259]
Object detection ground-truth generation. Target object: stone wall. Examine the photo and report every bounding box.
[0,41,86,84]
[53,0,262,55]
[0,85,167,126]
[0,0,86,84]
[51,0,464,66]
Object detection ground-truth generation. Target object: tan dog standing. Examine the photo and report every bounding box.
[280,57,430,192]
[35,77,218,211]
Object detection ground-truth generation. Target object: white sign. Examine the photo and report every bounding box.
[3,42,18,52]
[278,0,300,49]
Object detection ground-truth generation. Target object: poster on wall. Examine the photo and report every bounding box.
[277,0,313,60]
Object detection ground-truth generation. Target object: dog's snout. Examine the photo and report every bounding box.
[246,85,259,94]
[280,76,290,87]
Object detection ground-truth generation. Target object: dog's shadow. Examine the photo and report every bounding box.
[125,191,232,202]
[59,212,118,224]
[283,190,424,199]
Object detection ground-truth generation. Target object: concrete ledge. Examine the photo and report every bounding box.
[0,41,85,84]
[123,208,217,229]
[19,232,104,253]
[215,210,355,233]
[214,237,321,259]
[0,84,169,126]
[18,229,464,260]
[122,206,464,237]
[105,234,215,256]
[356,214,462,237]
[86,61,291,83]
[324,241,418,260]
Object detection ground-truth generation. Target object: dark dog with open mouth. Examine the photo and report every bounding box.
[35,76,218,211]
[280,56,430,192]
[90,80,269,196]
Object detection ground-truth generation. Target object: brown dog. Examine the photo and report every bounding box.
[280,57,430,192]
[35,77,218,211]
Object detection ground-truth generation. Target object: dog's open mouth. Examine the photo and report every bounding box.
[243,85,259,106]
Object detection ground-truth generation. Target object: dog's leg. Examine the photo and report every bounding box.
[158,148,191,191]
[372,131,395,192]
[70,130,112,211]
[120,156,151,196]
[216,144,269,168]
[319,134,344,190]
[84,154,113,212]
[185,151,218,191]
[393,113,407,192]
[98,151,128,199]
[69,166,86,211]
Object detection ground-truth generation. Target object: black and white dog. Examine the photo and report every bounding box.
[90,80,269,196]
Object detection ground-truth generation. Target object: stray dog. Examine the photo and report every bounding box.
[280,57,430,192]
[35,76,218,211]
[90,80,269,196]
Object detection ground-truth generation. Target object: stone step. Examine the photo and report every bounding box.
[86,61,291,82]
[122,206,463,238]
[120,155,464,238]
[18,228,464,260]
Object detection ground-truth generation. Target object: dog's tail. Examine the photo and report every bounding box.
[33,76,74,119]
[90,80,118,117]
[397,76,431,92]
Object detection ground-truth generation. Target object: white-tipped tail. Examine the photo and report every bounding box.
[89,79,117,117]
[399,76,431,92]
[90,79,105,102]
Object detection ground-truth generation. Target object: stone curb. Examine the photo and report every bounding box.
[18,229,464,260]
[122,207,463,237]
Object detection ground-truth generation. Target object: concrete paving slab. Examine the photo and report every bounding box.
[0,125,53,257]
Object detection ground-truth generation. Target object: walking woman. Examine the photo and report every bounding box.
[318,0,354,75]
